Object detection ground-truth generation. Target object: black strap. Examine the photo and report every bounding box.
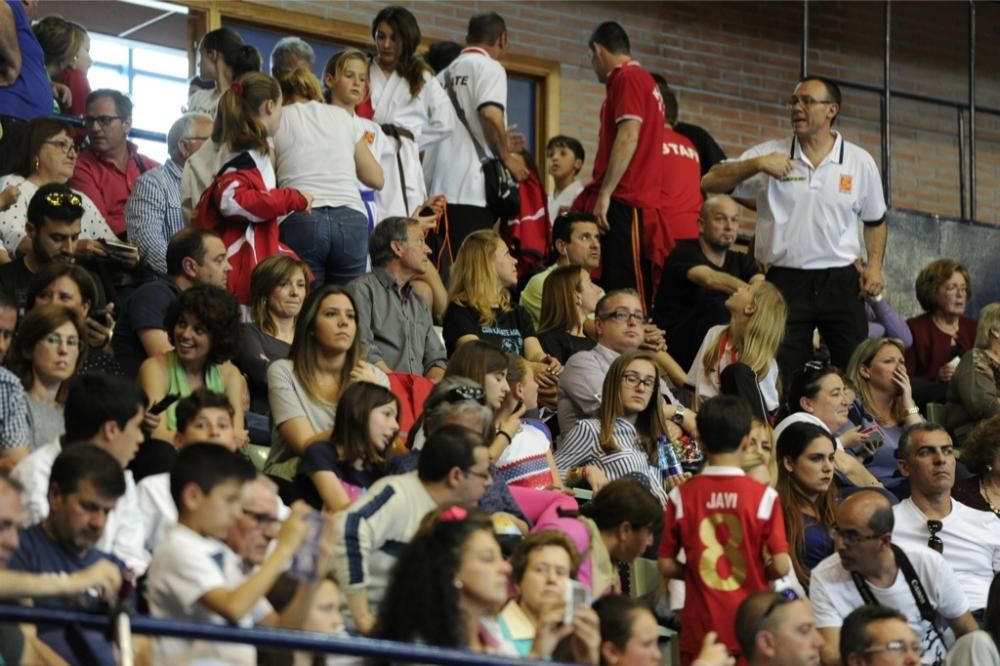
[133,153,148,176]
[850,544,948,650]
[443,70,489,164]
[380,124,410,214]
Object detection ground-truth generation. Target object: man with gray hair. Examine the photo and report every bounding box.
[125,112,213,274]
[269,36,315,77]
[346,216,446,380]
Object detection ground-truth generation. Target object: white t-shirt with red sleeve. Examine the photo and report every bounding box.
[659,466,788,660]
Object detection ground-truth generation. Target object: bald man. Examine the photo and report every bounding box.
[735,590,824,666]
[809,490,976,665]
[651,194,762,371]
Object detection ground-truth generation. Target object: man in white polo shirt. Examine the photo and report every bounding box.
[423,12,527,267]
[703,76,887,380]
[892,423,1000,624]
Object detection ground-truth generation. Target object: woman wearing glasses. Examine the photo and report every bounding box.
[4,304,86,457]
[775,422,837,591]
[905,258,976,406]
[555,350,677,506]
[775,361,883,489]
[0,118,117,263]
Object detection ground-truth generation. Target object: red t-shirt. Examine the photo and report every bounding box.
[659,466,789,660]
[70,142,160,235]
[583,61,664,210]
[660,128,703,241]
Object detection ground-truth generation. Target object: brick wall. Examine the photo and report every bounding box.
[249,0,999,224]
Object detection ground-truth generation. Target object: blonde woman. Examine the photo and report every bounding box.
[946,303,1000,444]
[536,264,602,365]
[555,351,676,506]
[686,281,787,419]
[443,229,562,384]
[842,337,923,488]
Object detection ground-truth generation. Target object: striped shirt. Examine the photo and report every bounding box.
[0,367,28,449]
[124,158,184,275]
[555,417,667,505]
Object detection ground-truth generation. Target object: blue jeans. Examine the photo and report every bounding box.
[279,206,369,285]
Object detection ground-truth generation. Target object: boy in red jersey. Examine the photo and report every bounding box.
[658,395,791,664]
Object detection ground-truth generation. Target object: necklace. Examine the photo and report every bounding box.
[931,314,959,341]
[979,478,1000,519]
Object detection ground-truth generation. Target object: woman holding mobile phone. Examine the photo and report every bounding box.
[842,337,924,490]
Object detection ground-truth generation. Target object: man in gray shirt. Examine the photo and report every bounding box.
[347,216,446,381]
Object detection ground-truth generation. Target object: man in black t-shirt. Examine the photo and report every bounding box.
[652,194,761,372]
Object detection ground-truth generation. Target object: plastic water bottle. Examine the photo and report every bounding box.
[657,435,684,479]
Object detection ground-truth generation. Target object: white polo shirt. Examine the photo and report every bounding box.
[893,497,1000,611]
[423,48,507,207]
[731,131,887,269]
[147,523,273,666]
[810,547,969,665]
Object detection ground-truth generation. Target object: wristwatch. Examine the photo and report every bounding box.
[671,405,687,426]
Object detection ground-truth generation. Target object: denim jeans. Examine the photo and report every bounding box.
[279,205,369,285]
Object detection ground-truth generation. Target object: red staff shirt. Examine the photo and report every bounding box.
[582,60,664,211]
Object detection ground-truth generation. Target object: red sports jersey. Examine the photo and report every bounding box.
[659,466,788,662]
[582,60,664,210]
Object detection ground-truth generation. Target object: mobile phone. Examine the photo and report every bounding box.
[101,238,138,254]
[148,394,180,415]
[89,306,112,322]
[564,579,590,625]
[418,206,435,217]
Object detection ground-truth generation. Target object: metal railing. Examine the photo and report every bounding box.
[0,603,571,665]
[801,0,998,221]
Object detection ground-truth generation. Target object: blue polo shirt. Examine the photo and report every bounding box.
[0,1,51,121]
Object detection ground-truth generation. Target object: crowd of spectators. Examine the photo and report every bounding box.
[3,2,1000,666]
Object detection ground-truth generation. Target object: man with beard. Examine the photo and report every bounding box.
[0,182,87,313]
[7,445,126,665]
[651,194,761,372]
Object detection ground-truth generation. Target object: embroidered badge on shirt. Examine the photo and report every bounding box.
[839,174,853,193]
[364,131,375,145]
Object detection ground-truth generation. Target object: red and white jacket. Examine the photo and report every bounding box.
[193,150,307,305]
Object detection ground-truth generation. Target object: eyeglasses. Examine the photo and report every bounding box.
[42,139,77,155]
[803,359,829,373]
[600,308,647,325]
[622,372,656,390]
[751,589,799,638]
[927,519,944,553]
[84,115,122,128]
[463,467,492,483]
[41,333,80,348]
[863,640,925,657]
[439,386,486,406]
[44,191,83,208]
[785,96,834,108]
[828,527,884,546]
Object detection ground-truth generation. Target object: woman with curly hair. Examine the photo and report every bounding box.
[686,280,786,419]
[139,285,245,443]
[443,229,561,387]
[264,285,388,480]
[293,381,399,511]
[905,258,976,405]
[775,422,837,590]
[4,304,86,458]
[555,350,676,506]
[952,414,1000,518]
[373,507,599,663]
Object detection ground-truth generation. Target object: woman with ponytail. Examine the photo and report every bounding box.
[192,72,312,307]
[188,28,262,117]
